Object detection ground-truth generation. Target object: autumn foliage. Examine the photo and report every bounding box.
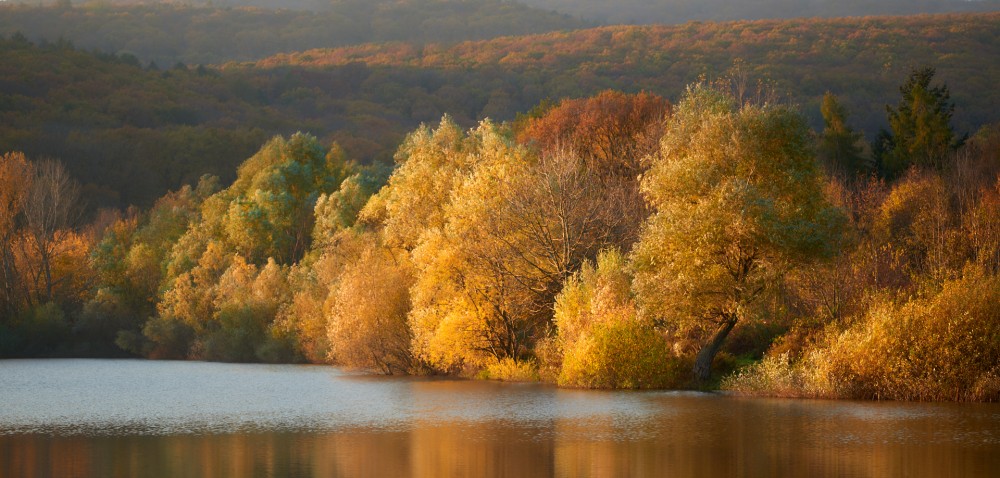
[518,90,669,177]
[726,124,1000,401]
[3,72,999,401]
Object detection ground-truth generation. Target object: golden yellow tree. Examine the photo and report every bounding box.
[327,242,416,374]
[394,119,642,373]
[633,84,845,383]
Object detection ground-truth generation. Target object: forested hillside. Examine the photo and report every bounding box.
[255,13,1000,136]
[518,0,1000,24]
[0,35,272,209]
[0,1,586,65]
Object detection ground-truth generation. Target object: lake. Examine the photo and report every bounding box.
[1,359,999,477]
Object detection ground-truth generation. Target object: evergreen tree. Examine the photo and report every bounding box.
[881,67,959,176]
[819,92,867,176]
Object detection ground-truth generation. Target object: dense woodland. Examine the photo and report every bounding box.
[254,13,1000,136]
[3,13,1000,210]
[1,5,999,401]
[518,0,1000,24]
[0,1,586,65]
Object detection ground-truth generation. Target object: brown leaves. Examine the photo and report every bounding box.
[518,90,669,178]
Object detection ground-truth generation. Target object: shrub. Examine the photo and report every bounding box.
[480,358,540,382]
[820,273,1000,401]
[138,314,194,359]
[723,352,827,398]
[726,273,1000,401]
[559,314,680,389]
[15,302,72,356]
[552,250,683,389]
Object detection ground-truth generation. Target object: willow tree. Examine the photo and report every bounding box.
[365,118,637,372]
[633,84,845,383]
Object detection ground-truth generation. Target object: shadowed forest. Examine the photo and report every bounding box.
[1,1,999,401]
[519,0,1000,24]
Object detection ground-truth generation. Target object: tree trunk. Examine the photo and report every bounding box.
[41,247,53,303]
[0,244,20,318]
[692,316,738,384]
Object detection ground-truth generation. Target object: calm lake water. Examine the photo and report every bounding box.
[1,359,999,478]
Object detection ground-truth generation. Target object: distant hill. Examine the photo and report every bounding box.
[251,13,1000,137]
[517,0,1000,24]
[0,0,587,65]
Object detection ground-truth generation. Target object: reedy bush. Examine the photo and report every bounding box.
[727,272,1000,401]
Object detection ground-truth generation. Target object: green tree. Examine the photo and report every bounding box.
[222,134,350,264]
[87,176,218,355]
[632,84,845,384]
[819,92,867,177]
[882,67,959,176]
[137,134,349,360]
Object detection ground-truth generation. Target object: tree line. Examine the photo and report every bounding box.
[2,68,997,400]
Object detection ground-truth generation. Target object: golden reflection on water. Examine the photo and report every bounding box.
[3,405,999,478]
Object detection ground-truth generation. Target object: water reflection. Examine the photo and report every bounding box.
[2,360,999,478]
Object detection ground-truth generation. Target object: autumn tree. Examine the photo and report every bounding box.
[360,117,471,250]
[874,170,959,282]
[21,159,82,305]
[632,84,845,383]
[403,121,539,370]
[0,154,96,356]
[278,163,389,363]
[517,90,669,178]
[357,116,625,371]
[0,152,32,318]
[378,118,645,373]
[327,241,416,374]
[518,91,669,248]
[955,124,1000,275]
[881,67,960,176]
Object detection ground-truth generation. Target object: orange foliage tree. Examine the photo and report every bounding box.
[517,90,669,178]
[517,90,669,248]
